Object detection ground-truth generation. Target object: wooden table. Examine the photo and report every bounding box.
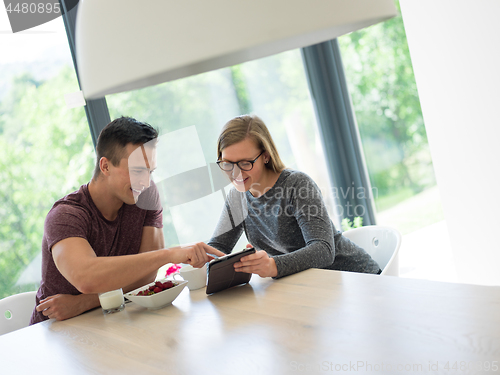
[1,269,499,374]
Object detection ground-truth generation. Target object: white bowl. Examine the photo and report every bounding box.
[124,279,188,310]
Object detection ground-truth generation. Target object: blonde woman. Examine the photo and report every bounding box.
[208,115,381,278]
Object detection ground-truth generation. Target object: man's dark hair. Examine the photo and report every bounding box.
[93,116,159,179]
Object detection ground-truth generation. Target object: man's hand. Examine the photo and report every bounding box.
[168,242,225,268]
[36,294,100,321]
[234,250,278,278]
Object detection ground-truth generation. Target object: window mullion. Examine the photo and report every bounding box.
[301,39,376,226]
[59,0,111,148]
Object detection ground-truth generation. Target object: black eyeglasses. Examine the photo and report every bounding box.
[217,151,265,172]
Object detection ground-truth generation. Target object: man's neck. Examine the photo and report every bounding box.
[88,178,123,221]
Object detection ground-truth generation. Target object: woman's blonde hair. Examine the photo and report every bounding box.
[217,115,286,173]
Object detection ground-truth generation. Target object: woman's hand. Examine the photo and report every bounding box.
[234,249,278,278]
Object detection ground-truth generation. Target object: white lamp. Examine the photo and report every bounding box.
[76,0,397,99]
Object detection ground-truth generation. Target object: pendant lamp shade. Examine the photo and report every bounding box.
[76,0,397,99]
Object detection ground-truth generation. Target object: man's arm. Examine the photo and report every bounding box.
[122,226,165,293]
[37,228,224,321]
[36,226,166,321]
[36,293,100,321]
[52,236,223,294]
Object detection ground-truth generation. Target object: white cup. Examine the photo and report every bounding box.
[98,288,125,314]
[179,263,207,290]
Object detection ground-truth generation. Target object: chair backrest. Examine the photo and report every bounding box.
[0,291,37,336]
[342,225,402,276]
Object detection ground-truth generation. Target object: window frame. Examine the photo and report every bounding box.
[60,0,110,147]
[301,39,376,225]
[60,0,375,225]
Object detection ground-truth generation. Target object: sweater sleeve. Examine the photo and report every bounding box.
[271,174,336,278]
[207,189,246,255]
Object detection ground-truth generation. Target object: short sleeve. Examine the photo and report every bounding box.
[144,208,163,228]
[44,204,90,253]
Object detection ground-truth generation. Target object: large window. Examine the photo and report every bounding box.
[0,1,449,300]
[0,16,94,299]
[106,50,337,251]
[338,0,444,235]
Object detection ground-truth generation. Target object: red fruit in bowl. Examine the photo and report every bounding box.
[135,279,181,296]
[163,281,174,289]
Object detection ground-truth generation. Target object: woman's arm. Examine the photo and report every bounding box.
[237,172,336,278]
[207,191,246,255]
[272,176,335,278]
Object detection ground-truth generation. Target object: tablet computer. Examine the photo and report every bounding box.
[206,247,256,294]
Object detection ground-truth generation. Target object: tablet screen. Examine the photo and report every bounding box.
[206,247,256,294]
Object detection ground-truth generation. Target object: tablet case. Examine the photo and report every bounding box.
[206,247,256,294]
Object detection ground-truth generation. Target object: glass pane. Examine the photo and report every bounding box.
[0,18,94,299]
[338,1,445,235]
[107,50,337,253]
[237,51,337,222]
[338,1,455,282]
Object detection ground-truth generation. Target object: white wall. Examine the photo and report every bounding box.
[400,0,500,285]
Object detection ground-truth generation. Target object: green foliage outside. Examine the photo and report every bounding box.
[0,66,94,299]
[341,216,364,232]
[338,0,436,212]
[0,1,437,298]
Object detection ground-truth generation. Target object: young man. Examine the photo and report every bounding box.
[30,117,222,324]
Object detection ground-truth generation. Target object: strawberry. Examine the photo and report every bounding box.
[136,280,179,296]
[163,281,174,289]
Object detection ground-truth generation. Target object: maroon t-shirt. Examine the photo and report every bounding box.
[30,182,163,325]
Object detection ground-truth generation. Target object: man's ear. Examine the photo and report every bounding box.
[100,157,111,176]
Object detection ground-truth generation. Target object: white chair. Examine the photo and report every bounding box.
[342,225,402,276]
[0,291,37,336]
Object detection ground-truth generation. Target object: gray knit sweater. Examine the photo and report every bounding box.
[208,169,380,278]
